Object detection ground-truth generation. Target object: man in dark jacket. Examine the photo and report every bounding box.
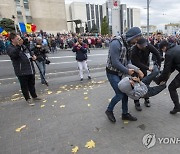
[105,27,144,123]
[72,37,91,81]
[7,33,41,106]
[131,37,162,111]
[155,40,180,114]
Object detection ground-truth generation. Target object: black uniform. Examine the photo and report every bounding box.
[7,43,37,100]
[156,44,180,109]
[131,43,161,76]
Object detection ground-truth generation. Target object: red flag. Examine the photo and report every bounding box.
[31,24,36,32]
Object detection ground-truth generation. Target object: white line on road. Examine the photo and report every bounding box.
[0,53,108,62]
[50,60,92,65]
[0,67,105,81]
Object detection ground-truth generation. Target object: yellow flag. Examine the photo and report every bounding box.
[1,30,8,36]
[25,24,32,33]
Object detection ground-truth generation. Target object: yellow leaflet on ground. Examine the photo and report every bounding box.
[47,91,52,95]
[12,94,19,97]
[41,105,45,108]
[43,100,47,103]
[123,120,129,124]
[16,125,26,132]
[88,104,91,107]
[60,105,65,108]
[84,97,88,100]
[84,92,88,95]
[11,97,20,101]
[56,91,62,94]
[72,146,79,153]
[85,140,95,149]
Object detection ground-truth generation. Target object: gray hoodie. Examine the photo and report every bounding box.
[118,77,148,100]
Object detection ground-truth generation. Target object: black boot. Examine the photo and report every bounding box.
[134,100,142,111]
[170,107,180,114]
[122,113,137,121]
[144,98,151,107]
[105,110,116,123]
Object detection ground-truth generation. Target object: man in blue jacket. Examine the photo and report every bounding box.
[105,27,144,123]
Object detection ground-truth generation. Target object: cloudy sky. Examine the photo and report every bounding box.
[65,0,180,30]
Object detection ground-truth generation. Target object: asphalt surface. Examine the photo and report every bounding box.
[0,48,180,154]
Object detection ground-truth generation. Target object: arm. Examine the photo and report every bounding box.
[148,44,162,67]
[110,40,129,74]
[156,53,173,82]
[7,45,20,60]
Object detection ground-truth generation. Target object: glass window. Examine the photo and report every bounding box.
[91,4,94,19]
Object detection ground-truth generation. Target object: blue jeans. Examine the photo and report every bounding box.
[36,61,46,83]
[106,73,128,114]
[143,65,166,98]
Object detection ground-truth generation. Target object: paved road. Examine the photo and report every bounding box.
[0,70,180,154]
[0,49,108,102]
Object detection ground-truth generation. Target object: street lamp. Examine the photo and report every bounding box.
[12,15,17,33]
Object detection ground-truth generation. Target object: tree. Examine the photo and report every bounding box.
[90,24,98,33]
[101,16,109,35]
[0,18,17,32]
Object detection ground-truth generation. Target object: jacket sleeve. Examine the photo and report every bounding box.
[7,45,20,60]
[110,40,129,74]
[157,52,173,82]
[131,47,149,71]
[148,44,162,67]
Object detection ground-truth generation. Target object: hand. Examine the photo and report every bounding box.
[128,69,134,75]
[149,67,153,72]
[132,77,140,82]
[138,70,144,79]
[32,55,37,60]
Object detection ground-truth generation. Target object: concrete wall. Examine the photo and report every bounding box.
[29,0,67,34]
[0,0,17,23]
[132,8,141,27]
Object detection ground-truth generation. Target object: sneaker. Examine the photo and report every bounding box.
[105,110,116,123]
[33,97,42,101]
[144,99,151,107]
[26,99,35,106]
[122,113,137,121]
[134,101,142,111]
[170,107,180,114]
[88,76,91,80]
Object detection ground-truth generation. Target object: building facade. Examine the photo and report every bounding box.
[165,23,180,35]
[66,2,104,33]
[141,25,157,35]
[106,0,141,36]
[0,0,67,34]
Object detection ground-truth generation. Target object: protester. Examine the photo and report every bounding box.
[131,37,162,111]
[105,27,144,123]
[118,65,166,101]
[72,36,91,81]
[7,33,41,106]
[155,40,180,114]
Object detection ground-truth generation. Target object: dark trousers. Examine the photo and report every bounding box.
[18,74,37,100]
[168,73,180,108]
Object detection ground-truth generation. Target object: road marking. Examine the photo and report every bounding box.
[0,67,105,81]
[50,60,92,65]
[49,53,108,59]
[0,53,108,62]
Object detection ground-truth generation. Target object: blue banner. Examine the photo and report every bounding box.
[19,22,26,33]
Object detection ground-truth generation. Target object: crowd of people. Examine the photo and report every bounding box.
[0,32,112,55]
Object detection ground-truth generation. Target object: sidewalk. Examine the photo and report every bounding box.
[0,73,180,154]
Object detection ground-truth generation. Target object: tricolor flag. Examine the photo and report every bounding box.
[19,23,37,33]
[0,27,8,36]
